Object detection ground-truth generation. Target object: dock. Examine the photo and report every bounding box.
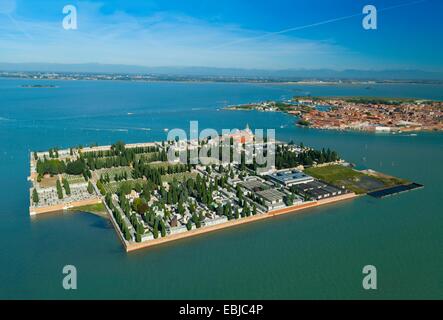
[367,183,424,199]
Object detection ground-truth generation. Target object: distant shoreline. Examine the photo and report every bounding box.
[1,74,442,86]
[20,84,58,88]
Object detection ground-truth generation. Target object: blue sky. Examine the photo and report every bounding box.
[0,0,442,70]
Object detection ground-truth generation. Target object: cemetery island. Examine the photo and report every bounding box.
[28,128,422,252]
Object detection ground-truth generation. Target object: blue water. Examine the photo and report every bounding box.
[0,79,442,299]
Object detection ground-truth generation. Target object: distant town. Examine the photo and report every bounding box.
[28,128,422,252]
[226,96,443,133]
[2,70,442,85]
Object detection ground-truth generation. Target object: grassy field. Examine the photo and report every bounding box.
[94,167,133,178]
[146,161,172,169]
[71,202,107,217]
[162,172,198,183]
[304,165,406,194]
[135,152,162,163]
[305,165,363,181]
[103,178,145,194]
[62,174,86,184]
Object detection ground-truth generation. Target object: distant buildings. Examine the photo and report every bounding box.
[295,97,443,132]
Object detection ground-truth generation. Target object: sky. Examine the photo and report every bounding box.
[0,0,442,71]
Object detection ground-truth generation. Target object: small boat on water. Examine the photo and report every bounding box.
[163,128,169,132]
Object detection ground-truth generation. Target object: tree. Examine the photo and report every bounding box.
[153,219,159,239]
[87,181,94,194]
[192,213,201,228]
[36,158,65,175]
[56,179,63,199]
[65,159,86,175]
[217,205,223,217]
[189,202,196,214]
[240,206,246,218]
[123,224,131,241]
[284,194,295,206]
[236,185,242,198]
[111,141,126,155]
[96,180,106,195]
[118,181,132,196]
[136,222,144,235]
[186,220,192,231]
[32,188,39,204]
[133,198,148,215]
[134,183,142,193]
[62,178,71,196]
[178,200,185,215]
[244,204,250,217]
[159,220,166,237]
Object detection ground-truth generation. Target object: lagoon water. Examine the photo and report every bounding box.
[0,79,442,299]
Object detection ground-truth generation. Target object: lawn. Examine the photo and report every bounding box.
[94,167,133,178]
[304,165,405,194]
[146,161,172,169]
[305,165,364,183]
[162,172,198,183]
[103,178,145,194]
[73,202,106,215]
[62,173,86,184]
[135,152,162,163]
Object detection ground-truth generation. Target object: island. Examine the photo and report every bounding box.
[28,128,423,252]
[225,96,443,132]
[20,84,58,88]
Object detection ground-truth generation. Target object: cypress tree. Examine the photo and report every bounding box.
[153,220,159,239]
[62,178,71,195]
[32,188,39,204]
[87,181,94,194]
[234,207,239,219]
[56,179,63,199]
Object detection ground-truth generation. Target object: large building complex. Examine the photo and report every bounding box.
[268,169,314,187]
